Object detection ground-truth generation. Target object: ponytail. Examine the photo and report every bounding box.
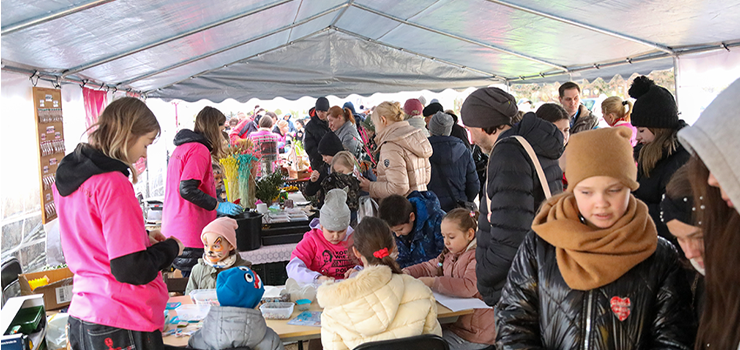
[373,101,405,123]
[353,217,403,274]
[343,107,356,125]
[436,208,479,276]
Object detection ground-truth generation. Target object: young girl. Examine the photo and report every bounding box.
[287,189,359,284]
[163,106,242,277]
[184,217,252,295]
[53,97,183,350]
[404,208,495,349]
[322,151,362,225]
[628,76,691,244]
[495,127,695,349]
[317,217,442,350]
[678,78,740,350]
[601,96,637,146]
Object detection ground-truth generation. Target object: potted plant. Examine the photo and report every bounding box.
[255,171,284,206]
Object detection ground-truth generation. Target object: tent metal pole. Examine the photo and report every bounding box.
[485,0,675,55]
[1,64,143,94]
[146,28,329,95]
[673,56,680,109]
[329,0,355,26]
[352,3,568,73]
[118,3,348,86]
[61,0,293,78]
[1,0,116,36]
[334,27,506,82]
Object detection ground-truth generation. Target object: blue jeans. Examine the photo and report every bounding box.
[68,316,165,350]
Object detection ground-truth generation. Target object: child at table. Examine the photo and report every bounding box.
[188,266,284,350]
[378,193,445,268]
[287,189,360,284]
[184,217,252,295]
[404,208,495,349]
[323,151,362,226]
[317,217,442,350]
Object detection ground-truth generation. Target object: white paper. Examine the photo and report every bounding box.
[433,292,492,312]
[262,285,285,298]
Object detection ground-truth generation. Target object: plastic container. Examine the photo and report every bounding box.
[189,289,219,306]
[175,304,211,321]
[259,302,294,320]
[295,299,311,311]
[9,306,44,334]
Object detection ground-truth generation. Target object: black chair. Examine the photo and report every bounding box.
[1,257,23,307]
[353,334,450,350]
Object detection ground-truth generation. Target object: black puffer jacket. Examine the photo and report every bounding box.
[428,135,479,212]
[496,233,696,349]
[477,113,564,306]
[303,115,331,171]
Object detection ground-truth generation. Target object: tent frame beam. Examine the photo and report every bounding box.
[329,0,354,27]
[61,0,293,78]
[1,0,116,36]
[486,0,675,55]
[352,3,568,73]
[118,3,349,86]
[1,63,143,94]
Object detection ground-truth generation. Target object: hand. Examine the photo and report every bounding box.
[359,176,371,192]
[310,170,320,182]
[418,277,435,288]
[344,269,358,279]
[170,236,184,256]
[217,202,243,216]
[148,230,166,245]
[317,276,335,283]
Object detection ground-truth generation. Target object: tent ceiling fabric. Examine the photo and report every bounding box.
[2,0,739,101]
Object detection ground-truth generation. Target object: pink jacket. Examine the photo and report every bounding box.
[290,228,355,280]
[403,239,495,345]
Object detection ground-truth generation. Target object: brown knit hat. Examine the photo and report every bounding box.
[565,127,639,192]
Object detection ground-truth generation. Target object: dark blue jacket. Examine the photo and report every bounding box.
[428,135,480,212]
[395,191,446,268]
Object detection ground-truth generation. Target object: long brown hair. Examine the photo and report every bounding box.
[353,217,403,274]
[87,97,160,184]
[329,106,356,126]
[638,127,679,177]
[688,156,740,349]
[194,107,226,159]
[436,208,479,276]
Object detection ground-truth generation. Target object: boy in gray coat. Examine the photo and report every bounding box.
[188,266,284,350]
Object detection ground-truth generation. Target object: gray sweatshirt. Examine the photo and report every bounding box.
[188,306,285,350]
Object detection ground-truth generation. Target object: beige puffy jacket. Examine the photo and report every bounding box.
[369,121,433,199]
[316,265,442,350]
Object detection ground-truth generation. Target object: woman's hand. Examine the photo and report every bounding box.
[148,230,166,245]
[310,170,320,182]
[418,277,435,288]
[317,276,335,283]
[169,236,184,256]
[359,175,371,192]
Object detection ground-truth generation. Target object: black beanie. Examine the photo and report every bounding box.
[315,97,330,112]
[423,102,444,117]
[318,132,344,156]
[629,76,679,129]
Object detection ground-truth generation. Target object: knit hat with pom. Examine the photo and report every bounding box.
[629,76,679,129]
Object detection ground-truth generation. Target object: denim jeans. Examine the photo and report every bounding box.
[68,316,164,350]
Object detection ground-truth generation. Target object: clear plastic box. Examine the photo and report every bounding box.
[189,289,220,306]
[295,299,311,311]
[259,302,294,320]
[176,304,211,321]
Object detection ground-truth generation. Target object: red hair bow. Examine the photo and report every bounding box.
[373,248,390,259]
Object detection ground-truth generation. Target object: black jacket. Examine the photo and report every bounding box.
[496,233,696,349]
[427,135,480,212]
[450,123,471,150]
[477,113,564,306]
[303,115,331,171]
[633,141,691,242]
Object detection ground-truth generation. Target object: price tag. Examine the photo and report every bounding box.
[40,133,46,141]
[45,94,53,101]
[55,132,61,140]
[46,126,55,134]
[39,100,45,107]
[50,158,57,166]
[53,100,59,107]
[43,166,49,174]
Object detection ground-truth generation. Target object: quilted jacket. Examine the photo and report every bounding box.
[317,265,442,350]
[496,233,696,349]
[395,191,446,269]
[477,113,564,306]
[188,306,284,350]
[370,121,433,199]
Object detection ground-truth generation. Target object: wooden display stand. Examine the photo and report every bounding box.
[32,87,65,224]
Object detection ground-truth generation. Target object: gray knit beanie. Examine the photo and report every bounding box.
[428,111,454,136]
[320,189,351,231]
[460,87,517,128]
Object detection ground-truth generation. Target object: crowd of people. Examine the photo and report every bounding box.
[50,76,740,350]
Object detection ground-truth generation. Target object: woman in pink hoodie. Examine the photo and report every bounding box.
[53,97,184,350]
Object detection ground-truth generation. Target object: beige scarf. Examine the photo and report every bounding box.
[532,193,657,291]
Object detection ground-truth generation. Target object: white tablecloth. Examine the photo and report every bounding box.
[240,243,297,265]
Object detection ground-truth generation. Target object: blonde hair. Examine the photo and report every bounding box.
[602,96,633,123]
[372,101,404,123]
[87,97,160,184]
[194,107,227,159]
[331,151,359,174]
[638,127,679,177]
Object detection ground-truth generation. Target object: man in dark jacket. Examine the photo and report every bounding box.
[304,97,332,171]
[427,111,479,212]
[558,81,598,134]
[460,87,564,306]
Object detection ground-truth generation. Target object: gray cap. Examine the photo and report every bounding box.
[320,189,351,231]
[428,111,454,136]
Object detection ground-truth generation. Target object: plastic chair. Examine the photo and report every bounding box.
[1,257,23,307]
[353,334,450,350]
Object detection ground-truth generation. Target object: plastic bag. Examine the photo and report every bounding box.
[357,195,378,223]
[46,313,68,350]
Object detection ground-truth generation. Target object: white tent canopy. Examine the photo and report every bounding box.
[2,0,740,101]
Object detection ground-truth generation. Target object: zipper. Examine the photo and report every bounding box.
[583,290,594,350]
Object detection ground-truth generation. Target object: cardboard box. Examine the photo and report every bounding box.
[19,268,73,310]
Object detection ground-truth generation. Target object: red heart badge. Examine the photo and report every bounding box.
[610,296,631,321]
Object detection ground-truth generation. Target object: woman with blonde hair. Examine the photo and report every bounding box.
[359,101,433,199]
[601,96,637,146]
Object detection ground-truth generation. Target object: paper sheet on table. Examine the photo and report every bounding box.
[263,285,285,298]
[433,292,492,312]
